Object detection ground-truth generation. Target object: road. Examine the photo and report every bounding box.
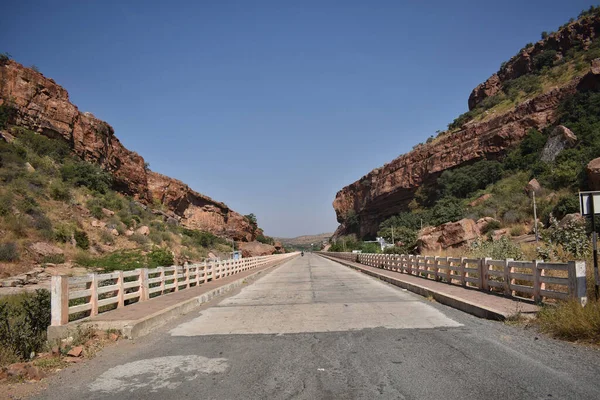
[36,254,600,400]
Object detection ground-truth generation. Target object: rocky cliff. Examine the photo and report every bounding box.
[0,59,256,242]
[333,14,600,239]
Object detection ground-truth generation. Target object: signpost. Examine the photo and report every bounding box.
[579,191,600,297]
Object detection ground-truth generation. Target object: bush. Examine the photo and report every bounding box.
[430,197,465,226]
[60,160,112,193]
[437,160,503,199]
[0,242,19,262]
[15,129,71,162]
[552,196,579,220]
[0,290,51,363]
[256,234,275,245]
[510,226,526,236]
[100,230,115,245]
[147,248,174,268]
[533,50,557,71]
[54,223,73,243]
[469,236,524,260]
[0,192,13,216]
[49,180,71,202]
[0,103,17,130]
[482,220,501,234]
[181,229,223,248]
[74,229,90,250]
[541,215,589,260]
[129,233,150,246]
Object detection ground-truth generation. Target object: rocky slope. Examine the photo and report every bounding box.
[0,59,257,243]
[333,14,600,239]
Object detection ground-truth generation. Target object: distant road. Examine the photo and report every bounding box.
[37,254,600,400]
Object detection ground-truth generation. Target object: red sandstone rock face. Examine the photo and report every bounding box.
[0,60,257,244]
[469,14,600,110]
[147,172,255,241]
[334,23,600,240]
[0,60,149,199]
[333,80,579,238]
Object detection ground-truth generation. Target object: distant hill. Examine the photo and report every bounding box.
[276,233,332,250]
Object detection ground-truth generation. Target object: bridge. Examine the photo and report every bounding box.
[39,253,600,399]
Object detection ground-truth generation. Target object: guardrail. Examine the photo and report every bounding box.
[51,252,298,326]
[318,252,587,305]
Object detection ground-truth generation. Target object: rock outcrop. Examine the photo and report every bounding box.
[468,14,600,109]
[0,60,258,244]
[540,125,577,162]
[237,241,277,258]
[0,60,148,199]
[417,219,480,252]
[587,157,600,190]
[333,16,600,239]
[147,172,255,241]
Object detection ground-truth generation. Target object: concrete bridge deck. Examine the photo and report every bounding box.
[35,254,600,400]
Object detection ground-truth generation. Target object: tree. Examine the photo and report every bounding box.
[244,213,258,233]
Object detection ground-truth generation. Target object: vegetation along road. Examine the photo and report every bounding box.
[35,254,600,400]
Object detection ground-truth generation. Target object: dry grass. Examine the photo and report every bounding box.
[537,299,600,343]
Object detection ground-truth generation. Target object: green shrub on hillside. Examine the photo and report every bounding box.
[60,160,112,193]
[0,242,19,262]
[0,290,51,364]
[469,236,524,260]
[0,103,17,130]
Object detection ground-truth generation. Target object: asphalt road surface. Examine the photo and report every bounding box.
[35,254,600,400]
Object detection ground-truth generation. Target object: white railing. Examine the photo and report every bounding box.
[51,252,298,326]
[318,252,587,305]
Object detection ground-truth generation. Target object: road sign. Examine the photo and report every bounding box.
[579,191,600,216]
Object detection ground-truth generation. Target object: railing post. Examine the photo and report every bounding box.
[139,268,149,301]
[480,258,490,291]
[89,273,98,316]
[173,266,179,291]
[117,271,124,308]
[503,259,513,297]
[51,275,69,326]
[460,257,466,287]
[185,265,190,289]
[568,261,587,306]
[434,257,440,281]
[158,267,165,294]
[195,264,200,286]
[533,260,543,303]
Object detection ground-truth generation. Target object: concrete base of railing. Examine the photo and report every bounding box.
[47,255,295,341]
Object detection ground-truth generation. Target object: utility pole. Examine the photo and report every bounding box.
[533,191,539,243]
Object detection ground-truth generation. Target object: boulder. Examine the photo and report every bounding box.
[110,229,119,236]
[136,226,150,236]
[25,162,35,172]
[540,125,577,162]
[125,230,134,237]
[559,213,585,228]
[417,219,480,252]
[91,219,107,228]
[525,179,542,196]
[101,207,115,217]
[587,157,600,190]
[29,242,63,257]
[237,241,277,257]
[468,194,492,207]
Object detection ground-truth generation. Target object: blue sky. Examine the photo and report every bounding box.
[1,0,597,237]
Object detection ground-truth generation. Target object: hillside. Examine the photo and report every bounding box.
[333,8,600,246]
[276,233,332,251]
[0,58,281,284]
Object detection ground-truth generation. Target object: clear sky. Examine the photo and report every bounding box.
[1,0,597,237]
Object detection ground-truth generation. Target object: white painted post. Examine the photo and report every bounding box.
[173,266,179,291]
[117,271,124,308]
[460,257,466,287]
[480,258,490,291]
[51,275,69,326]
[89,273,98,316]
[139,268,149,301]
[434,257,440,281]
[195,264,200,286]
[533,260,543,303]
[158,267,165,294]
[568,261,588,306]
[185,265,190,289]
[503,259,513,297]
